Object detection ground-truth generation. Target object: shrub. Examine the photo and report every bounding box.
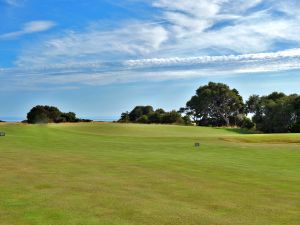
[136,115,149,124]
[27,105,91,124]
[241,117,255,129]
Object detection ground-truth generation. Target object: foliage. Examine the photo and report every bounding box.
[129,106,154,122]
[136,115,149,123]
[27,105,91,124]
[185,82,245,126]
[119,112,130,123]
[241,117,255,129]
[161,110,184,124]
[182,82,300,133]
[119,106,189,125]
[246,92,299,133]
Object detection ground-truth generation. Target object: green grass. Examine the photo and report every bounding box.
[0,123,299,225]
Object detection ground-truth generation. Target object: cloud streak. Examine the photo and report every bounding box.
[2,48,300,91]
[2,0,300,90]
[0,21,55,40]
[4,0,23,6]
[125,49,300,67]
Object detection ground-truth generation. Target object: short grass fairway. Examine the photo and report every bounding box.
[0,123,299,225]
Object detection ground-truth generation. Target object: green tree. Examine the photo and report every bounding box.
[247,93,298,133]
[129,106,154,122]
[148,112,162,123]
[27,106,50,124]
[186,82,244,126]
[161,110,183,124]
[119,106,187,125]
[136,115,149,123]
[27,105,84,124]
[292,96,300,132]
[61,112,77,122]
[119,112,130,123]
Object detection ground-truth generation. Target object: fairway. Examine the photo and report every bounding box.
[0,123,299,225]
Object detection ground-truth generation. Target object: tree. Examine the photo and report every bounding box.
[27,106,50,124]
[148,112,162,123]
[292,96,300,132]
[186,82,244,126]
[241,117,255,129]
[247,93,298,133]
[44,106,61,122]
[155,108,165,114]
[119,106,187,125]
[27,105,88,124]
[136,115,149,123]
[128,106,154,122]
[61,112,77,123]
[119,112,130,123]
[161,110,183,124]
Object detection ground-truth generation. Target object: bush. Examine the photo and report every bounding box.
[136,115,149,123]
[182,115,192,125]
[148,112,162,123]
[119,106,188,125]
[241,117,255,129]
[291,120,300,133]
[27,105,91,124]
[161,111,183,124]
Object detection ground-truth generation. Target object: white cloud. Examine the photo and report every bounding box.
[2,0,300,90]
[124,48,300,67]
[150,0,300,54]
[15,22,168,67]
[2,48,300,91]
[0,21,55,40]
[13,0,300,66]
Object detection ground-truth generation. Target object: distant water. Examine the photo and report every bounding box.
[88,116,119,122]
[0,117,25,122]
[0,116,119,122]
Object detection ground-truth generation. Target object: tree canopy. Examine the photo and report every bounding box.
[27,105,92,124]
[247,93,300,133]
[185,82,245,127]
[183,82,299,132]
[119,106,190,125]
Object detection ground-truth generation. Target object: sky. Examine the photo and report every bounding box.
[1,0,300,120]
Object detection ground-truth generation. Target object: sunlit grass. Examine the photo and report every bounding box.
[0,123,299,225]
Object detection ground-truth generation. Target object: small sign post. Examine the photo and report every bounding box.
[194,142,200,148]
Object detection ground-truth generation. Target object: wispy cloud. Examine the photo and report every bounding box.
[2,48,300,91]
[2,0,300,90]
[15,21,168,67]
[0,21,55,40]
[125,49,300,67]
[151,0,300,54]
[3,0,23,6]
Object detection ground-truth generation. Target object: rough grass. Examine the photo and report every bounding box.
[222,134,300,144]
[0,123,299,225]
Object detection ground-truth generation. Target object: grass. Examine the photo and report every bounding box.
[0,122,299,225]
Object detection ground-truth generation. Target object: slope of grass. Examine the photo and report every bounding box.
[0,123,299,225]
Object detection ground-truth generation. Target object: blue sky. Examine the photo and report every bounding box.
[1,0,300,120]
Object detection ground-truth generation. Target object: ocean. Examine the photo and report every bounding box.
[0,116,119,122]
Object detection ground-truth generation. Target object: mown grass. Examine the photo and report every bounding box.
[0,123,299,225]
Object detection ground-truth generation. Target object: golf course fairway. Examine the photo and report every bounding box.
[0,123,299,225]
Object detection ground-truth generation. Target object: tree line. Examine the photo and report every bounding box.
[19,82,300,133]
[118,106,191,125]
[26,105,92,124]
[119,82,300,133]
